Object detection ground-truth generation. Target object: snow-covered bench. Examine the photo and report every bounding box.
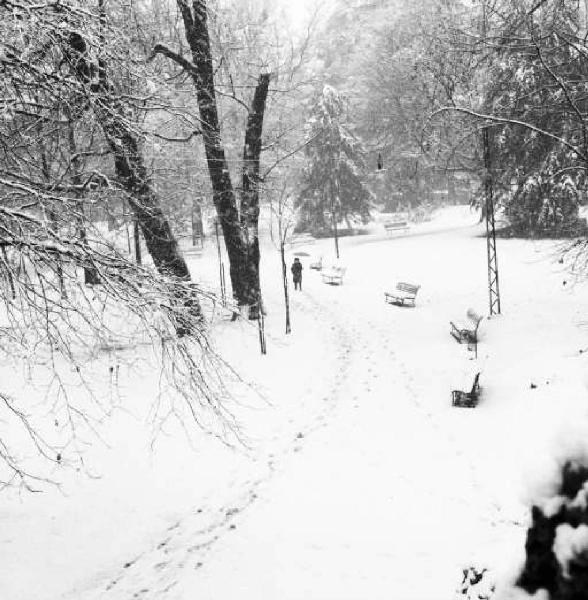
[321,266,346,285]
[310,256,323,270]
[384,220,409,234]
[452,372,481,408]
[450,309,483,347]
[384,282,420,306]
[290,233,315,246]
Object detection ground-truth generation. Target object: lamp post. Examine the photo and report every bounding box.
[330,188,340,259]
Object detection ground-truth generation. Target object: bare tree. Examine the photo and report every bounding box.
[268,179,298,334]
[0,0,236,490]
[64,2,199,319]
[151,0,271,320]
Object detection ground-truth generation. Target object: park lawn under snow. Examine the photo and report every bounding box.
[3,205,588,600]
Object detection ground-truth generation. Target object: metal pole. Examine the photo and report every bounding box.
[333,205,340,259]
[330,184,340,259]
[483,127,501,316]
[215,218,226,305]
[258,307,267,355]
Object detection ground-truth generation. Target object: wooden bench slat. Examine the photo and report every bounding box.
[384,221,410,235]
[384,281,420,306]
[321,266,346,285]
[310,257,323,270]
[452,372,481,407]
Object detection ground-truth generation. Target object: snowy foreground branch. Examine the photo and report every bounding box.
[0,0,248,490]
[0,208,241,489]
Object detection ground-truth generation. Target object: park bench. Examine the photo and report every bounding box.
[384,282,420,306]
[452,372,481,408]
[310,256,323,270]
[321,266,346,285]
[450,309,484,354]
[290,233,315,246]
[384,220,410,234]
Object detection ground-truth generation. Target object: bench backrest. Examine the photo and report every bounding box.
[466,309,483,328]
[385,221,408,228]
[323,266,346,277]
[396,282,420,295]
[470,372,481,395]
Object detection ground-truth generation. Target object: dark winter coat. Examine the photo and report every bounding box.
[291,260,303,281]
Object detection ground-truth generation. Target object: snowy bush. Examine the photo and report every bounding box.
[510,461,588,599]
[502,174,582,238]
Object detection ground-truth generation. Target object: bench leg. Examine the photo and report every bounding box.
[450,331,464,343]
[452,390,479,407]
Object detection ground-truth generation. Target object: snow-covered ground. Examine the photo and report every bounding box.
[3,205,588,599]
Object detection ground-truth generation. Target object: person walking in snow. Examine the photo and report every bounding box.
[291,257,303,291]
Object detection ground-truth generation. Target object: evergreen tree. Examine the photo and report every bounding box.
[296,85,373,234]
[481,0,588,236]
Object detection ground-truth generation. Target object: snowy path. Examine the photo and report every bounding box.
[161,241,524,600]
[9,208,588,600]
[65,222,532,600]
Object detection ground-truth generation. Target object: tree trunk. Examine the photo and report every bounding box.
[107,123,190,280]
[157,1,271,318]
[39,145,69,298]
[133,218,142,265]
[240,73,270,319]
[65,109,101,285]
[173,1,244,300]
[65,30,200,329]
[280,240,291,334]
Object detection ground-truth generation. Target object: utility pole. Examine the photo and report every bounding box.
[479,0,501,316]
[483,127,501,316]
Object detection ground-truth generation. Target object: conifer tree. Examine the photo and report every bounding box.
[296,85,373,234]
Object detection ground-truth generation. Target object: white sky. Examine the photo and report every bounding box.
[279,0,327,30]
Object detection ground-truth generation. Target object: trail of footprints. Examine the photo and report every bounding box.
[99,294,523,598]
[100,290,361,598]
